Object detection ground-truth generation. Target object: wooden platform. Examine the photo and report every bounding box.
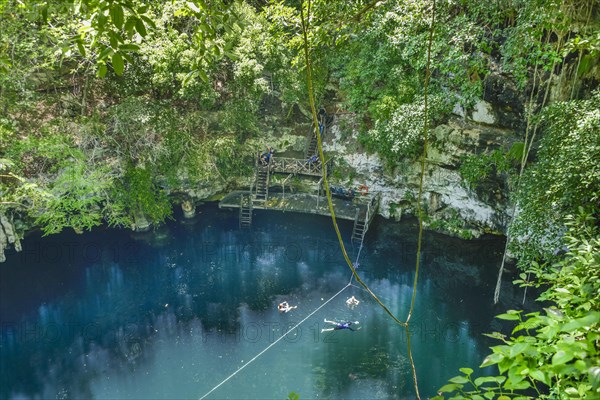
[219,191,370,221]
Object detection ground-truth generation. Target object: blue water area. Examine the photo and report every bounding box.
[0,203,513,399]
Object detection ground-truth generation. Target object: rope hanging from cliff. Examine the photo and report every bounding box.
[300,1,436,398]
[299,1,406,329]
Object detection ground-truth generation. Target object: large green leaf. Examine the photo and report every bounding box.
[480,353,504,368]
[135,18,147,37]
[496,313,520,321]
[552,350,574,366]
[110,5,124,29]
[97,63,107,78]
[112,53,124,76]
[438,383,460,393]
[449,376,469,384]
[119,44,140,52]
[561,312,600,333]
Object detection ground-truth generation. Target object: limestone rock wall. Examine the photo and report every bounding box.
[0,213,22,262]
[323,116,516,238]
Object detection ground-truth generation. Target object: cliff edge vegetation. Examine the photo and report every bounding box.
[1,1,599,397]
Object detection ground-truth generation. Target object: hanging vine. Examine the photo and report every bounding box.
[493,1,577,304]
[299,0,437,397]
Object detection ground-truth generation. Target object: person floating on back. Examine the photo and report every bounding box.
[321,319,359,332]
[346,296,360,308]
[278,301,297,313]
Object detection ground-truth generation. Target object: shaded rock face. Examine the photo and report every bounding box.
[483,73,526,130]
[323,117,515,237]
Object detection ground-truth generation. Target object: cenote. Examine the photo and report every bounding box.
[0,204,515,399]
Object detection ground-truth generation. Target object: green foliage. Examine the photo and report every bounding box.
[427,209,474,240]
[2,0,242,79]
[359,95,451,167]
[0,158,47,218]
[459,145,520,190]
[115,165,172,226]
[287,391,300,400]
[4,128,81,177]
[183,136,252,185]
[435,211,600,399]
[106,98,174,163]
[35,162,111,235]
[510,91,600,265]
[262,2,323,109]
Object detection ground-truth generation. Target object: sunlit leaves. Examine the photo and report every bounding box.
[110,5,124,29]
[112,53,124,75]
[171,0,243,80]
[510,91,600,264]
[360,94,450,167]
[438,213,600,399]
[7,0,242,79]
[98,63,108,77]
[35,161,112,235]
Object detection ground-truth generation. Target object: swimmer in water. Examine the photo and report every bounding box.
[278,301,297,313]
[321,319,359,332]
[346,296,360,308]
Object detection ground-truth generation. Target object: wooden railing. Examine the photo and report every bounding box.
[270,156,333,177]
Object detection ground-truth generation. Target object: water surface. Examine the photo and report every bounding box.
[0,204,513,399]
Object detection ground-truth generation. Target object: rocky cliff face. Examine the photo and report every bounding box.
[322,105,519,239]
[241,99,519,239]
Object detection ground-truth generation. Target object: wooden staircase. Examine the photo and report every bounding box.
[239,194,253,228]
[351,209,367,244]
[305,122,325,158]
[306,131,319,158]
[351,193,379,247]
[254,163,270,203]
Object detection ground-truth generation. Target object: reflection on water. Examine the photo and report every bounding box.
[0,204,514,399]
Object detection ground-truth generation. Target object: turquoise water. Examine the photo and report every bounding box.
[0,204,512,399]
